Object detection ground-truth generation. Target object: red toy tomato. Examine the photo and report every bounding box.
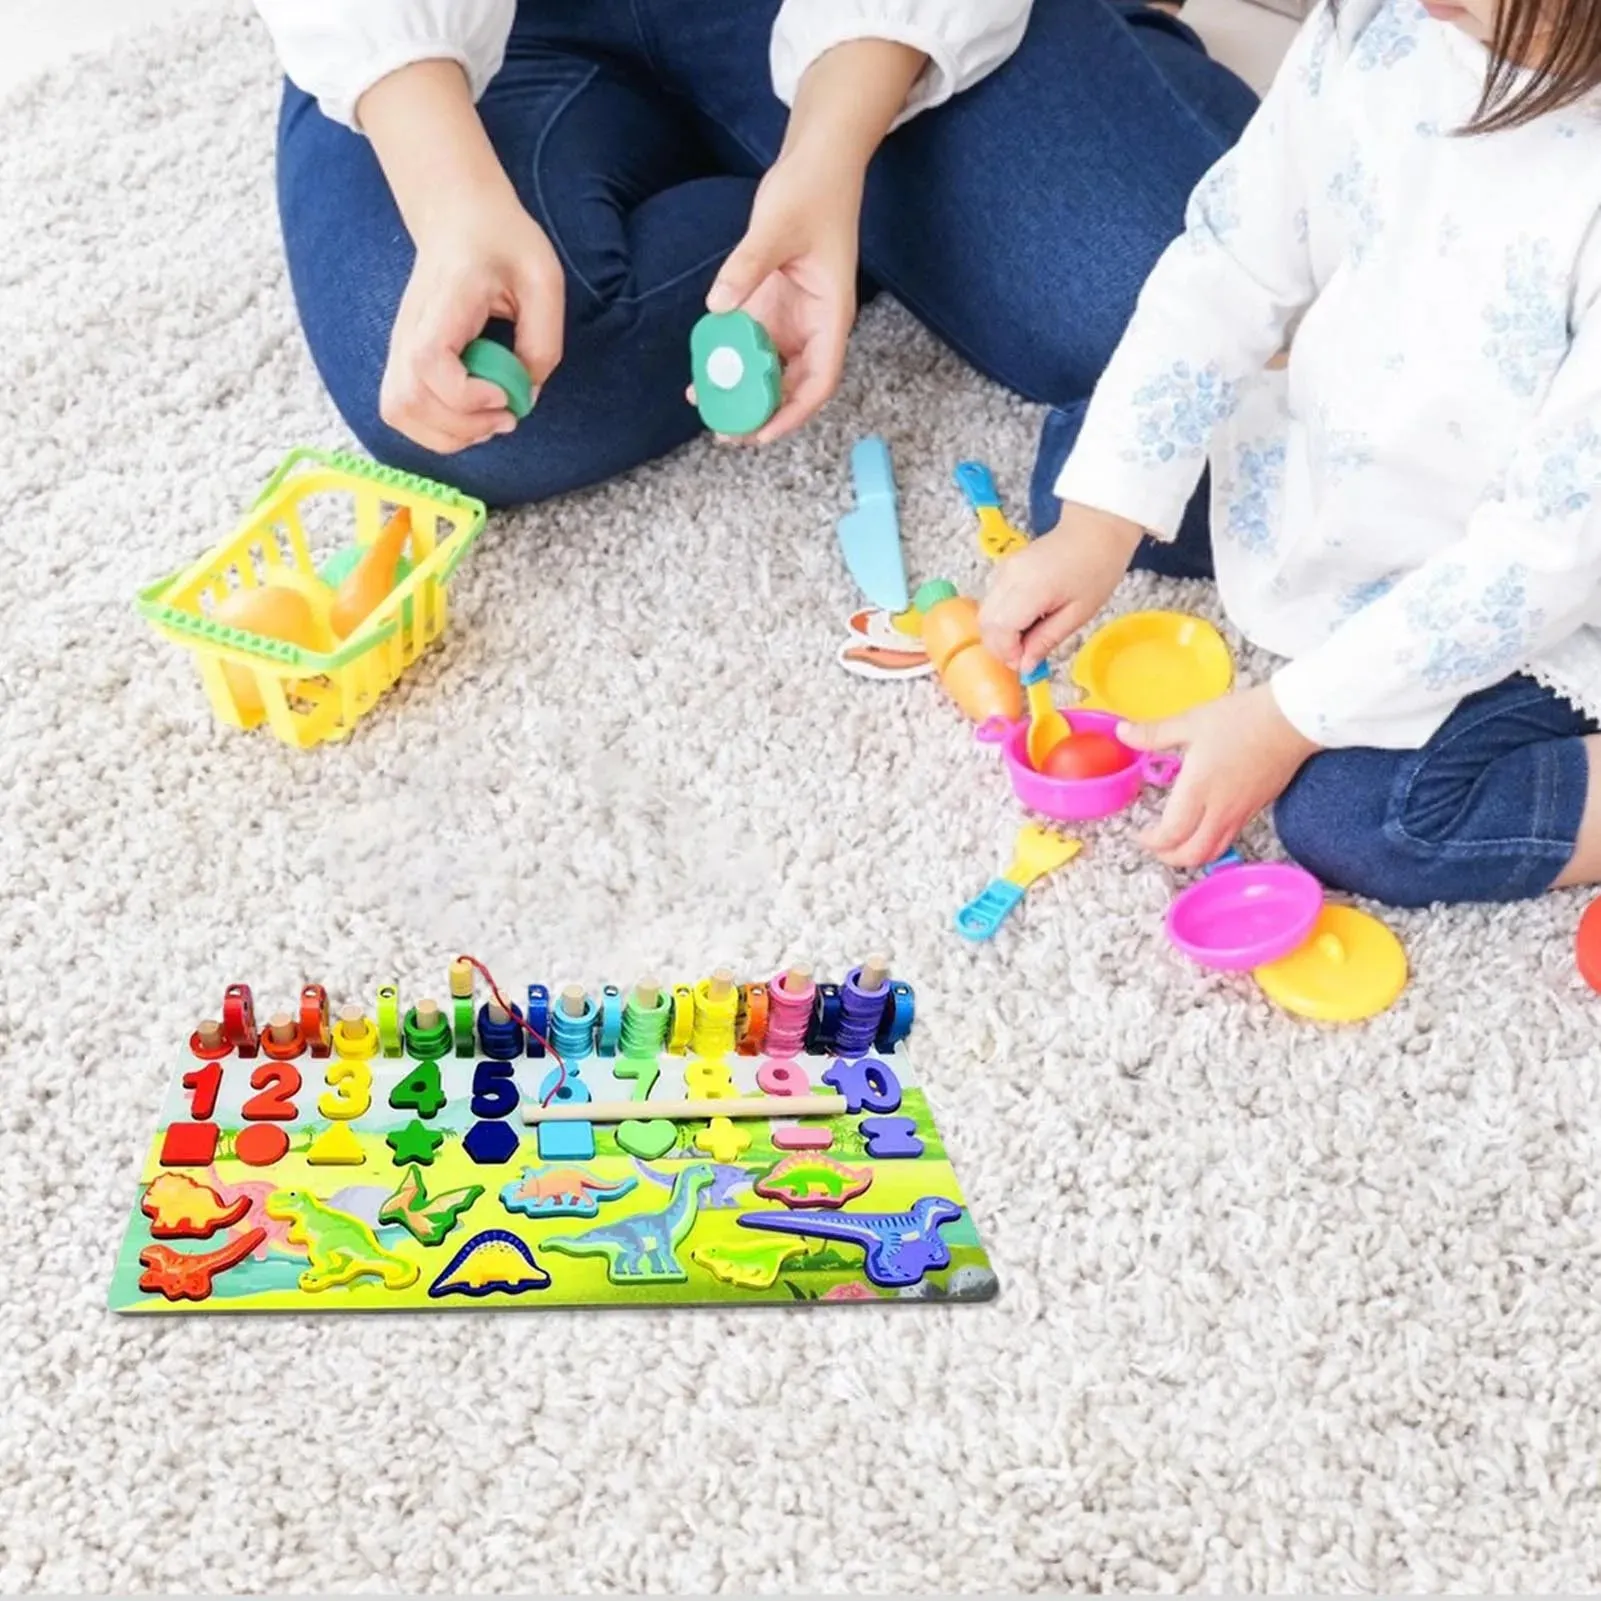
[1577,896,1601,992]
[1040,731,1132,781]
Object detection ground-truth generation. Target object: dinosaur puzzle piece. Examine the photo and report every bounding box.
[499,1165,638,1218]
[137,1228,266,1302]
[753,1154,874,1210]
[428,1230,551,1299]
[737,1196,963,1288]
[265,1189,420,1293]
[632,1159,754,1209]
[690,1238,809,1291]
[542,1164,714,1284]
[140,1172,252,1239]
[378,1164,484,1247]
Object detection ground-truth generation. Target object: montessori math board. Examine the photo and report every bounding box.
[110,962,998,1313]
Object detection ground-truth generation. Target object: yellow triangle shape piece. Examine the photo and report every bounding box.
[306,1121,367,1166]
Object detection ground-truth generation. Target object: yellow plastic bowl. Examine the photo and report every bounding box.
[1071,610,1233,723]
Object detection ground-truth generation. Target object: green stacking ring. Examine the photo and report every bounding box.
[462,338,534,419]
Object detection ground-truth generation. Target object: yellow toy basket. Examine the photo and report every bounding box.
[138,448,487,749]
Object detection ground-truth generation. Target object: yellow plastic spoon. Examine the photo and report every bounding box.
[1020,661,1072,769]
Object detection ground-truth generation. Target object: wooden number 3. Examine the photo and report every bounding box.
[317,1058,372,1121]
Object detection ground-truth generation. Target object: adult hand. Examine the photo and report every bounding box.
[380,187,565,454]
[1117,684,1320,869]
[700,147,862,445]
[978,505,1146,672]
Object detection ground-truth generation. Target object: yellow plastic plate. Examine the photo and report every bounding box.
[1253,904,1408,1022]
[1071,610,1233,723]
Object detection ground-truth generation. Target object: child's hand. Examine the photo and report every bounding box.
[1117,685,1319,869]
[380,188,565,454]
[979,506,1145,672]
[700,146,861,444]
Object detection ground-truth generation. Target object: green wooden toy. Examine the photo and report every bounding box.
[689,310,781,436]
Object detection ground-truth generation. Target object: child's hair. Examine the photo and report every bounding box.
[1333,0,1601,132]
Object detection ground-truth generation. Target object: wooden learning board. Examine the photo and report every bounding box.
[109,962,997,1313]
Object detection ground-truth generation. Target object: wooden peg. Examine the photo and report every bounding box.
[415,998,442,1031]
[265,1013,296,1045]
[782,963,813,994]
[196,1019,224,1051]
[487,1001,510,1025]
[560,984,587,1018]
[633,978,660,1010]
[860,952,891,992]
[707,967,735,1001]
[522,1092,847,1125]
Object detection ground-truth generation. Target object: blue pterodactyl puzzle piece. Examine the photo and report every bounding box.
[836,435,908,612]
[736,1195,962,1288]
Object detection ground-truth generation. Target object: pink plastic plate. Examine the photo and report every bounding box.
[1165,862,1324,972]
[975,708,1180,822]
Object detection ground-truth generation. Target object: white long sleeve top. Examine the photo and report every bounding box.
[252,1,1032,133]
[1056,0,1601,749]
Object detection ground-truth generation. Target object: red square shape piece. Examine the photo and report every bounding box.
[159,1121,220,1166]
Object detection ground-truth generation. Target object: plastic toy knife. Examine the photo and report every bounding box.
[836,436,909,612]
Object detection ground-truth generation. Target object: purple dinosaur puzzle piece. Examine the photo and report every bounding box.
[736,1196,962,1288]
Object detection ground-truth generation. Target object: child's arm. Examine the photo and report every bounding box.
[1271,269,1601,749]
[981,6,1335,669]
[254,3,557,453]
[1053,8,1331,538]
[253,1,513,132]
[710,5,1033,443]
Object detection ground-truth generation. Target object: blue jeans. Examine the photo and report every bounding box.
[1034,401,1596,907]
[275,0,1257,507]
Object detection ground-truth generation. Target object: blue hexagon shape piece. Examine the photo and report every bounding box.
[463,1119,521,1166]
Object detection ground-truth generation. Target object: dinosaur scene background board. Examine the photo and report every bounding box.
[109,997,996,1314]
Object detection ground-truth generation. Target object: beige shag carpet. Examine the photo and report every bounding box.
[3,7,1601,1593]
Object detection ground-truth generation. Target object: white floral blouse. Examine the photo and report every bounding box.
[1055,0,1601,749]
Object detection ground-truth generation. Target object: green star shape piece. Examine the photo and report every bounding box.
[386,1118,445,1167]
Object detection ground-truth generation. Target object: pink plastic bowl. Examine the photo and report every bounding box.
[976,708,1180,821]
[1165,861,1324,971]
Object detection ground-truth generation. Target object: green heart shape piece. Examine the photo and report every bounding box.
[616,1119,678,1160]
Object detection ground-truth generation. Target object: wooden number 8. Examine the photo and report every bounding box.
[684,1057,736,1099]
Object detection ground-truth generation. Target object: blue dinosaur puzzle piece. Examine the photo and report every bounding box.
[737,1195,962,1288]
[836,435,908,612]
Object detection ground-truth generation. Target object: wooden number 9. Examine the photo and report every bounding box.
[317,1058,372,1121]
[756,1060,810,1098]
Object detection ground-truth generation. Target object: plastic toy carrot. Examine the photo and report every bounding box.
[914,579,1023,724]
[330,508,412,639]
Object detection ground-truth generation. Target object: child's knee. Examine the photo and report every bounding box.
[1273,754,1423,906]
